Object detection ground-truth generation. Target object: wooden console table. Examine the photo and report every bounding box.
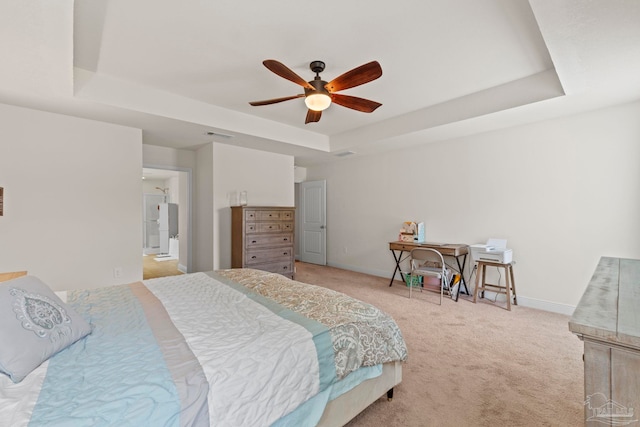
[569,257,640,426]
[388,241,469,301]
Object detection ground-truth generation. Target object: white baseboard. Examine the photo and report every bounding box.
[511,295,575,316]
[328,262,392,281]
[468,289,575,315]
[178,264,187,273]
[326,261,575,316]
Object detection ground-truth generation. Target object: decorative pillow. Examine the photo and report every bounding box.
[0,275,92,383]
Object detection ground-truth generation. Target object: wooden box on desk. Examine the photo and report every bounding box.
[400,233,415,242]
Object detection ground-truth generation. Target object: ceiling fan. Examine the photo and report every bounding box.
[249,59,383,124]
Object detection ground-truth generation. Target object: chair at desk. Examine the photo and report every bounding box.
[409,248,450,305]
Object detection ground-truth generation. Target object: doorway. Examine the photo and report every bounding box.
[142,166,192,279]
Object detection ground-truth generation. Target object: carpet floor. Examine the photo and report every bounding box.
[293,261,584,427]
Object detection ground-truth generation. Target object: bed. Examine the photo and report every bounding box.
[0,269,408,427]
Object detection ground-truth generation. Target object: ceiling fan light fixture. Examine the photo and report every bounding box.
[305,93,332,111]
[249,59,382,123]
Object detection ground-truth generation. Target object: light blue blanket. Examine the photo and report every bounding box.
[31,284,189,426]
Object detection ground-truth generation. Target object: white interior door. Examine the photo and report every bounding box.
[300,180,326,265]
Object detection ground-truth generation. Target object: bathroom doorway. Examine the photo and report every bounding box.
[142,166,192,279]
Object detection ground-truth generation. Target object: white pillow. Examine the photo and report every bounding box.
[0,276,92,383]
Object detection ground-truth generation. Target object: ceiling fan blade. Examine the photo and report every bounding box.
[263,60,315,90]
[331,93,382,113]
[325,61,382,93]
[249,94,304,106]
[305,109,322,124]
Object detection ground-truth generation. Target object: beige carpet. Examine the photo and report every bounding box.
[293,261,584,427]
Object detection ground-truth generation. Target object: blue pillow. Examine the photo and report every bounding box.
[0,276,92,383]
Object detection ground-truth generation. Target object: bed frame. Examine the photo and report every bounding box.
[317,361,402,426]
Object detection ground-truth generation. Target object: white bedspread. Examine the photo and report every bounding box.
[145,273,321,426]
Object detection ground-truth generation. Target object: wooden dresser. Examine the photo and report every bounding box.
[569,257,640,426]
[231,206,295,279]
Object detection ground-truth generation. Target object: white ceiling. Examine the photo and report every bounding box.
[2,0,640,166]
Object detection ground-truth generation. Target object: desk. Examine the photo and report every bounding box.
[388,241,469,301]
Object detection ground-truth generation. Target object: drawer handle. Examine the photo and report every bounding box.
[283,252,288,255]
[251,240,257,244]
[283,238,288,241]
[251,256,257,259]
[283,266,288,270]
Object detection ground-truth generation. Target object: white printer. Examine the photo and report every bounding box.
[470,238,513,264]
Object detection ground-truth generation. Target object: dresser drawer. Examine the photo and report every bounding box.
[254,261,293,276]
[245,247,293,265]
[257,210,294,221]
[246,233,293,248]
[256,222,294,233]
[389,242,418,252]
[281,222,293,231]
[246,221,293,233]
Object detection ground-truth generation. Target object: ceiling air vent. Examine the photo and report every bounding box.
[335,151,355,157]
[205,131,234,139]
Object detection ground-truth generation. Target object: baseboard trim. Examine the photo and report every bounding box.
[512,296,575,316]
[327,262,391,280]
[178,264,187,273]
[326,261,575,316]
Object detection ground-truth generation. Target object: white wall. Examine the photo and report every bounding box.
[144,143,294,272]
[0,103,142,290]
[305,101,640,313]
[213,143,294,270]
[194,143,214,272]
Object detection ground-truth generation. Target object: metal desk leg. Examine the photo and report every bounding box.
[454,254,469,302]
[455,254,470,298]
[389,249,405,287]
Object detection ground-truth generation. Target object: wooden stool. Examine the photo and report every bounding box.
[473,261,517,310]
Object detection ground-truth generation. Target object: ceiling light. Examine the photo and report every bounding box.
[305,93,332,111]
